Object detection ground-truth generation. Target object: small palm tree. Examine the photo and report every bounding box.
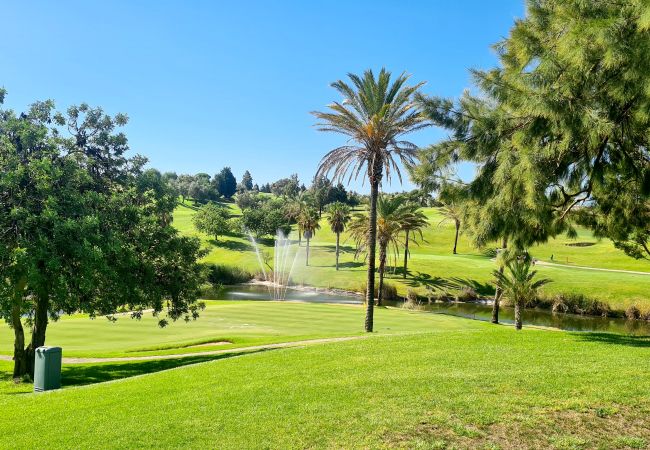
[400,203,428,279]
[285,192,313,246]
[298,207,320,266]
[438,203,463,254]
[349,196,414,306]
[325,202,351,270]
[493,254,551,330]
[313,68,428,332]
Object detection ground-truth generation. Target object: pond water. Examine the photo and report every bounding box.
[218,284,650,336]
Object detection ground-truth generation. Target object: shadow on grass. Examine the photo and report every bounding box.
[575,332,650,348]
[448,278,496,296]
[61,349,274,388]
[317,244,357,254]
[208,238,253,252]
[404,272,459,291]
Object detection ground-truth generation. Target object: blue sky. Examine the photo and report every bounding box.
[2,1,524,192]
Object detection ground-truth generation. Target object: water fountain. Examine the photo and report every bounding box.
[246,229,301,300]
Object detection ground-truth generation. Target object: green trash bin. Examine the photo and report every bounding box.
[34,346,62,392]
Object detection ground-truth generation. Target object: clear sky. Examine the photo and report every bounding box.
[2,0,524,192]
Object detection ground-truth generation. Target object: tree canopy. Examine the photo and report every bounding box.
[0,96,205,378]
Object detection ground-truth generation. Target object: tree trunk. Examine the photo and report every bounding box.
[377,243,387,306]
[26,289,50,379]
[364,177,379,332]
[514,298,523,330]
[335,232,340,271]
[403,230,409,279]
[306,236,310,266]
[453,220,460,254]
[491,236,508,324]
[11,278,28,379]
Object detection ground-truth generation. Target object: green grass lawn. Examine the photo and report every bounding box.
[0,301,462,359]
[176,202,650,312]
[0,301,648,449]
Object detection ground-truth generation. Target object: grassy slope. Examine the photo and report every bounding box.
[177,202,650,311]
[0,308,648,449]
[0,301,463,358]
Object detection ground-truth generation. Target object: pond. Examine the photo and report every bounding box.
[217,284,650,336]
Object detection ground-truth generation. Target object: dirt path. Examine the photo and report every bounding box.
[535,260,650,276]
[0,336,366,364]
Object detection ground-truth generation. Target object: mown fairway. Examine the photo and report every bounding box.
[0,301,648,449]
[176,202,650,311]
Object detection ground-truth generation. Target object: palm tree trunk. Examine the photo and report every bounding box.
[335,232,340,271]
[514,298,523,330]
[453,220,460,254]
[377,244,387,306]
[491,236,508,324]
[306,236,310,266]
[403,230,409,279]
[365,177,379,332]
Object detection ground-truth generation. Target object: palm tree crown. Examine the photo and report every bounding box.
[493,254,551,330]
[326,202,351,234]
[313,68,428,184]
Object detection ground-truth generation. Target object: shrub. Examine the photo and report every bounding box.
[204,264,253,287]
[538,293,610,317]
[456,286,478,302]
[625,304,641,320]
[402,289,422,310]
[360,282,398,302]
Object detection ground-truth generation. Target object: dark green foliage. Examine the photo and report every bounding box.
[235,191,264,211]
[0,96,205,377]
[270,174,300,198]
[241,201,291,238]
[204,264,254,287]
[240,170,253,191]
[213,167,237,199]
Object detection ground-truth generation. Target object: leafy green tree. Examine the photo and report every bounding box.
[309,175,332,217]
[271,174,300,198]
[325,202,351,270]
[213,167,237,199]
[298,207,320,266]
[193,203,231,241]
[493,254,551,330]
[241,202,291,239]
[189,174,216,204]
[240,170,253,191]
[176,174,195,203]
[416,0,650,326]
[313,68,428,331]
[0,97,205,378]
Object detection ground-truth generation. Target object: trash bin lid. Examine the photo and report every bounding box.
[36,346,62,354]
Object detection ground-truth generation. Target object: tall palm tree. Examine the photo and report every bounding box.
[348,196,414,306]
[400,203,428,279]
[325,202,351,270]
[313,68,428,332]
[493,254,551,330]
[298,207,320,266]
[438,203,463,254]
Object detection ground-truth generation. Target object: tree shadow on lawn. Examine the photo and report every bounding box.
[61,349,275,388]
[208,238,253,252]
[575,332,650,348]
[316,244,357,254]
